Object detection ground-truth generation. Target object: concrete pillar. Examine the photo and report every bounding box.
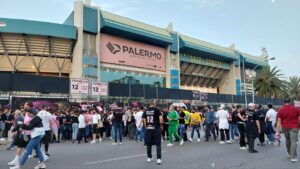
[70,1,84,79]
[165,46,171,88]
[96,8,101,81]
[219,63,237,95]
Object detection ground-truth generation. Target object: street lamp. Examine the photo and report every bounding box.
[242,56,276,105]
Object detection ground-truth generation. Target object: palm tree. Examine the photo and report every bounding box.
[254,66,286,99]
[286,76,300,100]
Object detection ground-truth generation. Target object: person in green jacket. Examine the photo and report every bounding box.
[166,105,184,146]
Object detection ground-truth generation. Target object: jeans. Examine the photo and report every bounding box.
[135,127,144,142]
[72,123,79,141]
[168,125,182,144]
[238,123,246,147]
[64,125,72,141]
[19,135,44,166]
[230,123,239,140]
[113,122,122,143]
[283,128,299,159]
[205,123,216,141]
[77,128,87,142]
[220,129,230,141]
[85,125,92,139]
[266,122,275,143]
[191,125,200,139]
[179,124,186,138]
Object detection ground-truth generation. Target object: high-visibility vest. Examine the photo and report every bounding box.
[184,110,190,124]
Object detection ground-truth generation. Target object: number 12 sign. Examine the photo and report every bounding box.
[92,82,108,96]
[70,79,89,94]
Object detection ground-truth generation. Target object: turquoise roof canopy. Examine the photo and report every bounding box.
[0,18,77,40]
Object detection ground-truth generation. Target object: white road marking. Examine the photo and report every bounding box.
[85,151,167,165]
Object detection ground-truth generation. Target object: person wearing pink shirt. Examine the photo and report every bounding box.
[85,110,93,140]
[50,112,59,143]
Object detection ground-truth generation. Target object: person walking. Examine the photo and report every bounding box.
[265,104,277,144]
[276,99,300,162]
[37,105,52,156]
[204,105,217,142]
[256,105,267,146]
[143,100,163,164]
[166,105,183,146]
[229,105,239,142]
[189,108,201,142]
[245,103,261,153]
[216,104,231,144]
[10,109,46,169]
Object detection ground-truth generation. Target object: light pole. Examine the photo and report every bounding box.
[247,57,276,104]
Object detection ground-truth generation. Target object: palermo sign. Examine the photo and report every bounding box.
[100,34,166,71]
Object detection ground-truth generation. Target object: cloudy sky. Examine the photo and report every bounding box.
[0,0,299,78]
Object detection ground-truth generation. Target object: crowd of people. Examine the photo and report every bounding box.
[0,98,299,168]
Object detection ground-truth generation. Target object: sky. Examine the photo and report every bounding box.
[0,0,299,78]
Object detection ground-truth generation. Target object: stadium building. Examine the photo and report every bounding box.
[0,0,280,105]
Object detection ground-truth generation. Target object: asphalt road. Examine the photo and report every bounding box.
[0,135,299,169]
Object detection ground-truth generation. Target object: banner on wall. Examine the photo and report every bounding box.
[70,79,89,94]
[91,82,108,96]
[100,34,166,71]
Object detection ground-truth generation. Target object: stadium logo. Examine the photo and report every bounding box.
[106,42,121,54]
[106,42,162,60]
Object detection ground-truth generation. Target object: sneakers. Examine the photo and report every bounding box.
[257,143,265,146]
[119,142,123,145]
[147,158,153,163]
[157,159,162,164]
[226,140,232,144]
[219,141,225,144]
[9,165,20,169]
[166,143,173,147]
[197,138,201,142]
[240,146,247,150]
[34,162,46,169]
[98,138,102,142]
[43,154,49,162]
[112,143,118,146]
[91,140,96,144]
[189,138,193,142]
[249,150,259,153]
[179,139,184,146]
[8,159,18,166]
[291,158,298,162]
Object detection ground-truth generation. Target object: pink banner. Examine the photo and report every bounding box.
[100,34,166,71]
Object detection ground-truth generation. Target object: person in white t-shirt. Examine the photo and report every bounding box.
[37,105,52,156]
[91,110,101,144]
[215,104,231,144]
[77,110,87,144]
[265,104,277,144]
[134,107,144,143]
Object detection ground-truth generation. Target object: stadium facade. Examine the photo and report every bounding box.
[0,1,279,105]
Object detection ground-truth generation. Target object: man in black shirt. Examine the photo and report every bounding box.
[2,108,14,138]
[161,107,169,141]
[256,105,266,146]
[112,104,124,145]
[142,100,163,165]
[245,103,261,153]
[178,108,185,139]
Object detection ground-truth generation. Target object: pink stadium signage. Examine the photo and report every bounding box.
[100,34,166,71]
